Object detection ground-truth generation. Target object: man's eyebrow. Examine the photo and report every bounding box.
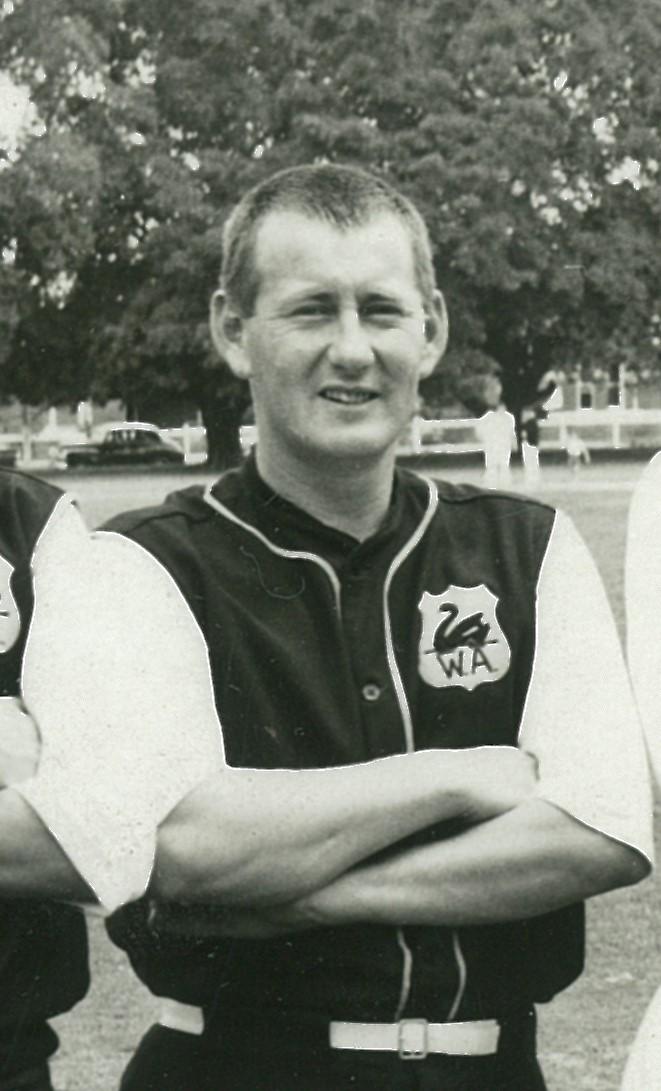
[360,289,404,300]
[359,289,417,309]
[281,289,335,306]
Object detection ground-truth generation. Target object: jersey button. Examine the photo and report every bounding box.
[361,682,382,702]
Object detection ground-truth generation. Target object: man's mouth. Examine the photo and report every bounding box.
[320,388,379,405]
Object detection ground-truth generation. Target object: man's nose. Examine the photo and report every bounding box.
[326,310,374,371]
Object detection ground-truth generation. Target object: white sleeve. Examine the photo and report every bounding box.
[626,453,661,791]
[15,508,225,914]
[517,508,653,865]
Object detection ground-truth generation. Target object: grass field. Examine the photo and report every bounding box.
[40,457,661,1091]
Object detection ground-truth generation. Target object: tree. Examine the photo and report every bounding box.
[2,0,661,463]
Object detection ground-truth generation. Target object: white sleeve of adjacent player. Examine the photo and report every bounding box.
[15,500,225,914]
[626,452,661,793]
[517,507,654,867]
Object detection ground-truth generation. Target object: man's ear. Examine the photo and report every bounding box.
[209,290,252,380]
[418,290,449,380]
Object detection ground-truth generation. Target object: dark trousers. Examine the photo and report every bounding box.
[119,1011,546,1091]
[0,1065,54,1091]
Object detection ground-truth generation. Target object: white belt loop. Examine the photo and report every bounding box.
[158,998,204,1036]
[329,1018,500,1059]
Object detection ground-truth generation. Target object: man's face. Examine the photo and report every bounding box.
[215,210,446,469]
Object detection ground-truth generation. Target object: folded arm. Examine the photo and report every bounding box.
[151,511,654,939]
[152,744,537,905]
[149,799,648,940]
[286,798,648,930]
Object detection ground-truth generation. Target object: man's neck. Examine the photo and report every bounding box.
[255,446,396,542]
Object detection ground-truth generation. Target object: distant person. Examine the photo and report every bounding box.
[565,430,591,473]
[475,375,516,488]
[518,405,540,482]
[622,452,661,1090]
[518,370,561,485]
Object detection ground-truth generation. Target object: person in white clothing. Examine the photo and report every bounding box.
[475,375,517,489]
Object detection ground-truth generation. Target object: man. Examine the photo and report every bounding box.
[0,471,89,1091]
[105,163,651,1091]
[621,452,661,1089]
[0,467,233,1088]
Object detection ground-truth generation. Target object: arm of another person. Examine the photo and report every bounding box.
[626,452,661,789]
[0,697,92,900]
[187,509,652,938]
[2,510,227,911]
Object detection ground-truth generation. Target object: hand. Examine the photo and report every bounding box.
[457,745,538,824]
[147,899,319,941]
[0,698,41,787]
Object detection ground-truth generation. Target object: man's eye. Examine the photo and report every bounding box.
[291,304,332,318]
[362,304,405,321]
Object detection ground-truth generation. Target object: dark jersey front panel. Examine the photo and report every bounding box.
[106,459,583,1028]
[0,470,89,1078]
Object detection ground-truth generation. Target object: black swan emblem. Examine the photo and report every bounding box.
[429,604,491,655]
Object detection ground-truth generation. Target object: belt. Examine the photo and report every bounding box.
[329,1018,500,1060]
[158,998,204,1036]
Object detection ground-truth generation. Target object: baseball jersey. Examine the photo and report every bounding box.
[0,469,88,1079]
[105,455,651,1029]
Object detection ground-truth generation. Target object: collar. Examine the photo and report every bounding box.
[211,451,410,572]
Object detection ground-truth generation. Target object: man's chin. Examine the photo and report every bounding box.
[300,429,401,465]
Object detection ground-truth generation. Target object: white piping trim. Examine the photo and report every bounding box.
[382,476,438,754]
[379,476,438,1019]
[394,928,414,1021]
[446,930,468,1021]
[203,482,342,613]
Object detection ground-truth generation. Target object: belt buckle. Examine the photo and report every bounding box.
[398,1018,428,1060]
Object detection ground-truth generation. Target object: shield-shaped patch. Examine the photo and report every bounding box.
[0,554,21,655]
[418,584,511,692]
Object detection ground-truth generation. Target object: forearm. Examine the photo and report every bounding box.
[0,788,93,902]
[152,746,535,905]
[295,799,649,929]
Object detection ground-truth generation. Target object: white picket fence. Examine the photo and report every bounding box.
[399,408,661,456]
[4,408,661,468]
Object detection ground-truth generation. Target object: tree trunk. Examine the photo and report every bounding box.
[201,395,249,471]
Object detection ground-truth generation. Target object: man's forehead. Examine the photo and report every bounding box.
[252,208,419,293]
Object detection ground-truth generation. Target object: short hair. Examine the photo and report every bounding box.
[221,163,436,315]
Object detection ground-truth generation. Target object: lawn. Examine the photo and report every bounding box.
[42,457,661,1091]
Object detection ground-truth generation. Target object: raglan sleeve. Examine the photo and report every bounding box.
[517,507,653,866]
[626,453,661,791]
[15,500,225,914]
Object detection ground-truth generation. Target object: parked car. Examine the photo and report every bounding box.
[65,422,185,469]
[0,446,17,469]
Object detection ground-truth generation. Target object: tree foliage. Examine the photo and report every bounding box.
[1,0,661,463]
